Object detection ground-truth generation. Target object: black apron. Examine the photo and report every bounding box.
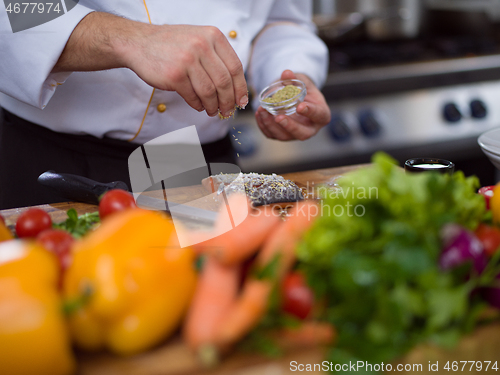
[0,109,236,209]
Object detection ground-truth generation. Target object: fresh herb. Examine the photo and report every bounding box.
[252,253,282,281]
[298,152,489,372]
[238,329,284,358]
[62,282,93,316]
[53,209,100,238]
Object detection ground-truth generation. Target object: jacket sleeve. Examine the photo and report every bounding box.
[0,3,93,109]
[247,0,329,101]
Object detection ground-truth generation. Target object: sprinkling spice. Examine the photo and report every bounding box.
[218,100,247,120]
[237,153,240,157]
[238,142,241,145]
[218,109,235,120]
[263,85,301,104]
[238,131,241,133]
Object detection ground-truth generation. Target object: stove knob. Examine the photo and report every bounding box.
[358,110,382,137]
[327,116,351,142]
[470,99,488,119]
[443,103,462,123]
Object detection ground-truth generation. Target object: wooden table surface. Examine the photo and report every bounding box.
[0,164,364,227]
[2,164,500,374]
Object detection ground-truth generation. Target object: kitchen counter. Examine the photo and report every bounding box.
[1,163,500,375]
[0,164,367,227]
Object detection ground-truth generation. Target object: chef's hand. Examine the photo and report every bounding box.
[255,70,331,141]
[53,13,248,118]
[124,24,249,117]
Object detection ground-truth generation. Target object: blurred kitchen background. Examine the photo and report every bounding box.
[232,0,500,185]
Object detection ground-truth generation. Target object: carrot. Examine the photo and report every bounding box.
[183,257,239,354]
[212,201,320,350]
[193,196,281,265]
[271,322,336,349]
[185,200,321,362]
[256,201,319,279]
[214,278,273,350]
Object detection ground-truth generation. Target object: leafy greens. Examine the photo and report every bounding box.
[298,152,488,372]
[53,208,100,238]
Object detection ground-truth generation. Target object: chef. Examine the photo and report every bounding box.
[0,1,330,209]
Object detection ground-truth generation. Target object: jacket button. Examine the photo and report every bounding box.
[229,30,237,39]
[157,103,167,113]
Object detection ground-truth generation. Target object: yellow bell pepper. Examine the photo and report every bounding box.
[0,240,75,375]
[0,218,13,242]
[63,208,197,355]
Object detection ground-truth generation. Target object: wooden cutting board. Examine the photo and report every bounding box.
[77,322,500,375]
[0,164,363,227]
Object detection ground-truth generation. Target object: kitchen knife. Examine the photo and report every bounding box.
[37,171,218,224]
[38,171,129,205]
[134,194,218,224]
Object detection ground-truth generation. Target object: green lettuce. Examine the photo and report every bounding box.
[298,152,487,372]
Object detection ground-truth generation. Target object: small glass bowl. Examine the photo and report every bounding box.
[404,158,455,174]
[259,79,307,116]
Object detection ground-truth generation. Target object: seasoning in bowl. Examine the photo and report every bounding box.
[259,79,306,116]
[263,85,302,104]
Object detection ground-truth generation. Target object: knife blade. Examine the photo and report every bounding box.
[135,194,218,224]
[38,171,218,224]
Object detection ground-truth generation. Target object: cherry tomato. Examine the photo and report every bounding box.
[282,272,314,320]
[15,208,52,238]
[36,229,75,272]
[475,223,500,257]
[479,186,495,210]
[99,189,137,220]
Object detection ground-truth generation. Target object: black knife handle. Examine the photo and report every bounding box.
[37,171,130,205]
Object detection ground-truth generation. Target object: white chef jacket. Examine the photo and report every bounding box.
[0,1,328,144]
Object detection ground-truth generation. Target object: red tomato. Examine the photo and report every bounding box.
[0,215,5,226]
[99,189,137,220]
[36,229,75,272]
[282,272,314,320]
[479,186,495,210]
[475,223,500,257]
[15,208,52,238]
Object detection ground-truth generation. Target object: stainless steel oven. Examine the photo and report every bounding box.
[229,3,500,185]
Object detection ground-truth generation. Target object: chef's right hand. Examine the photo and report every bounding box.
[123,24,248,117]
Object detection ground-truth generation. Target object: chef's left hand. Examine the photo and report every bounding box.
[255,70,331,141]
